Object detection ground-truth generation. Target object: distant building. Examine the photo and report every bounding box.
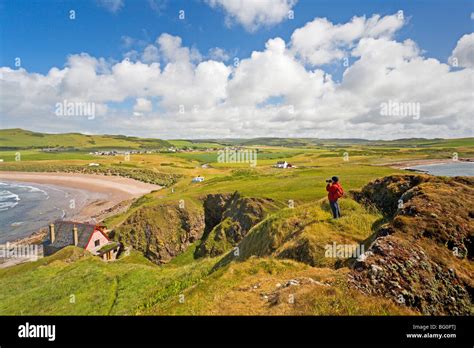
[43,221,120,261]
[88,163,100,167]
[276,161,288,168]
[192,176,205,183]
[275,161,293,169]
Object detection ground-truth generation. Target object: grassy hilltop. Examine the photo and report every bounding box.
[0,128,172,150]
[0,129,472,315]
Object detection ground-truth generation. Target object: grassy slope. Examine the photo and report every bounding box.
[0,247,216,315]
[0,198,414,315]
[0,128,171,150]
[231,199,382,267]
[148,258,414,315]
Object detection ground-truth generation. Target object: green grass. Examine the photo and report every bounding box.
[203,198,381,268]
[168,164,402,203]
[145,257,414,315]
[0,247,216,315]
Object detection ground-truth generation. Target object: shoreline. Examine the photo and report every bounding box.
[0,172,161,244]
[380,158,473,170]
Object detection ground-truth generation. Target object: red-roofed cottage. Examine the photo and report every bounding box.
[43,220,120,261]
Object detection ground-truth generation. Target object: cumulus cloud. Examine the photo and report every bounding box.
[291,12,405,65]
[142,44,160,63]
[227,37,333,109]
[208,47,230,62]
[449,33,474,68]
[157,34,202,64]
[1,13,473,140]
[341,37,473,130]
[205,0,297,32]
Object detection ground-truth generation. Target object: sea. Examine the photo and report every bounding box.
[0,181,93,243]
[408,161,474,177]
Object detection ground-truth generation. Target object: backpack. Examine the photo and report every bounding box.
[334,185,344,200]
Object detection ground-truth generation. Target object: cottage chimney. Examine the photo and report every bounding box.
[73,225,79,246]
[49,224,55,243]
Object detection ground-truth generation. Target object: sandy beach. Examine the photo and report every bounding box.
[0,172,161,224]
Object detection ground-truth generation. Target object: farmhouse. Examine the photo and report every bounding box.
[43,221,120,261]
[276,161,293,169]
[192,176,205,183]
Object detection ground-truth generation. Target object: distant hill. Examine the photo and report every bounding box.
[0,129,172,150]
[1,129,472,150]
[182,137,474,148]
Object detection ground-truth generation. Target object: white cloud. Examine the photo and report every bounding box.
[449,33,474,68]
[133,97,152,116]
[339,37,473,129]
[123,50,139,61]
[97,0,124,13]
[156,34,202,64]
[205,0,297,32]
[142,45,160,63]
[1,16,473,140]
[227,37,333,109]
[208,47,230,61]
[290,13,405,65]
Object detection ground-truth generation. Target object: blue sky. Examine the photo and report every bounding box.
[1,0,472,74]
[0,0,473,139]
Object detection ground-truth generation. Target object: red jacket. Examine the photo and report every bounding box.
[326,182,344,202]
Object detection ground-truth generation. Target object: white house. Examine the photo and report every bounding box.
[276,161,288,169]
[192,176,205,183]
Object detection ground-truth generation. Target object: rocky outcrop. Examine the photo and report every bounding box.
[114,204,204,264]
[350,175,474,315]
[195,192,277,257]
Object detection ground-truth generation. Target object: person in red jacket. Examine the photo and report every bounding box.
[326,176,344,218]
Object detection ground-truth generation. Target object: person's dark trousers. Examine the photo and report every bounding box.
[329,200,340,218]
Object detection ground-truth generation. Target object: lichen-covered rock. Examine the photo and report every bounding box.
[350,175,474,315]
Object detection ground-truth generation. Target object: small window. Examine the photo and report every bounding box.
[94,239,100,247]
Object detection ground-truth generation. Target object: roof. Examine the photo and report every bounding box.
[97,241,120,255]
[44,220,106,249]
